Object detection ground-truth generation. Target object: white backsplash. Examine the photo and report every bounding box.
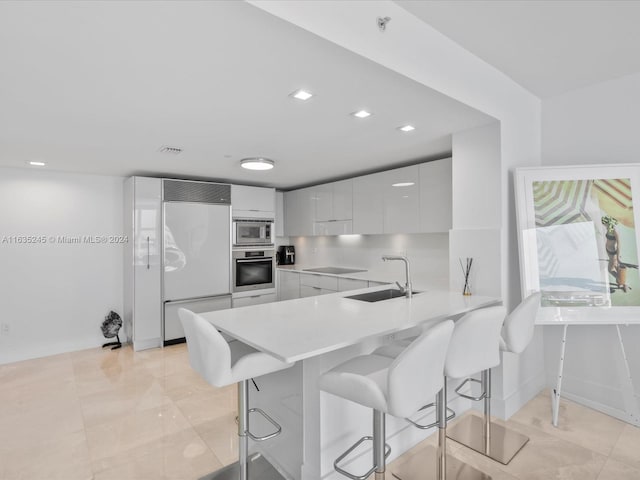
[282,233,449,289]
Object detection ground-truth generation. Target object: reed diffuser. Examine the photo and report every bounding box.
[460,257,473,296]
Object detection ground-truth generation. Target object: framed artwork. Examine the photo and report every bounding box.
[515,164,640,324]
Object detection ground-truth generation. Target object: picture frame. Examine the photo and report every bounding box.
[515,164,640,325]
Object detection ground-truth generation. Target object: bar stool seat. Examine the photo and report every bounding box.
[319,320,455,480]
[374,307,507,480]
[447,293,541,465]
[180,308,294,480]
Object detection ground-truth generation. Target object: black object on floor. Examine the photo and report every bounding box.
[100,310,123,350]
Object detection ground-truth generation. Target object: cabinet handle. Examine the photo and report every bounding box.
[147,236,150,269]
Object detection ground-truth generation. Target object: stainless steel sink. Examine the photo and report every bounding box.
[345,288,420,302]
[302,267,367,275]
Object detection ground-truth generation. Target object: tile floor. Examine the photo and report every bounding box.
[0,344,638,480]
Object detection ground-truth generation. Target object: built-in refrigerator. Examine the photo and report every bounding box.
[162,179,232,345]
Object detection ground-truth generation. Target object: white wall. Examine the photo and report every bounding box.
[291,233,449,289]
[0,167,124,364]
[541,72,640,419]
[251,0,543,419]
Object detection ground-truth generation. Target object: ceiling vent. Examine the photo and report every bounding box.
[158,145,183,155]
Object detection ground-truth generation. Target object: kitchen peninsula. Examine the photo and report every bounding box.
[199,285,499,480]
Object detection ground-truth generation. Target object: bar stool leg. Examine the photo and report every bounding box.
[437,378,447,480]
[482,370,491,457]
[238,380,249,480]
[447,369,529,466]
[391,377,491,480]
[373,411,386,480]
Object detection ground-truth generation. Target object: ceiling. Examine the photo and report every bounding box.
[0,1,495,189]
[398,0,640,98]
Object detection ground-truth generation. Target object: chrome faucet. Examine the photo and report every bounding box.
[382,255,413,298]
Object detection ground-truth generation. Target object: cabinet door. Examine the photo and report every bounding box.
[338,278,368,292]
[300,285,323,298]
[332,179,353,220]
[133,177,162,345]
[231,185,275,214]
[275,191,284,237]
[353,173,384,234]
[233,292,277,308]
[382,165,420,234]
[284,188,314,237]
[314,184,333,222]
[419,158,452,232]
[278,270,300,300]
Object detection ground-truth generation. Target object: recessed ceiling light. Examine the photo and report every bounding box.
[398,125,415,132]
[29,161,46,167]
[240,157,275,171]
[352,110,372,118]
[392,182,415,187]
[290,89,313,101]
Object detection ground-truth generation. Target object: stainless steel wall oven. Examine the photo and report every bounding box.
[232,248,275,293]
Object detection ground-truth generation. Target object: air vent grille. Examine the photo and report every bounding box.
[158,146,183,154]
[163,180,230,205]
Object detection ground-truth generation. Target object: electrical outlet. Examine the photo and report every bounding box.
[1,323,9,335]
[384,333,396,342]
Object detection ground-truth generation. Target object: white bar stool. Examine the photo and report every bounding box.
[179,308,294,480]
[319,320,455,480]
[375,306,506,480]
[447,293,541,465]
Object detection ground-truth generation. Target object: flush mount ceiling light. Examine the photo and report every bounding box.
[392,182,415,187]
[290,89,313,101]
[29,161,46,166]
[240,157,275,171]
[351,110,372,119]
[398,125,415,132]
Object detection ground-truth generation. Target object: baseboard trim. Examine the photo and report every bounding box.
[560,391,640,427]
[133,337,162,351]
[492,371,546,420]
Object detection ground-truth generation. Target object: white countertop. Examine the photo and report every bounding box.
[200,285,500,363]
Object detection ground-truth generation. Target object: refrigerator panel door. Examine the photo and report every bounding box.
[164,203,231,300]
[164,295,232,342]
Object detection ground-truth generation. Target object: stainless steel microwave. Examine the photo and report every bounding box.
[232,218,274,247]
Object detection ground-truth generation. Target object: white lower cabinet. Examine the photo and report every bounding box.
[232,292,278,308]
[278,269,391,301]
[338,278,368,292]
[278,270,300,300]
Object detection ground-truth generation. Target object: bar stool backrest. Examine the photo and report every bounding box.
[445,306,506,379]
[179,308,233,387]
[387,320,454,418]
[501,292,541,354]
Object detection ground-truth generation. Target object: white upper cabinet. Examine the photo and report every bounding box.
[284,159,451,236]
[353,172,384,234]
[231,185,275,218]
[275,191,285,237]
[314,179,352,222]
[284,187,315,237]
[314,183,333,222]
[382,165,421,234]
[332,179,353,220]
[419,158,452,232]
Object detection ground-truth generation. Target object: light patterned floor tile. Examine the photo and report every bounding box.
[0,430,92,480]
[609,424,640,470]
[510,391,627,457]
[86,403,193,463]
[597,457,640,480]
